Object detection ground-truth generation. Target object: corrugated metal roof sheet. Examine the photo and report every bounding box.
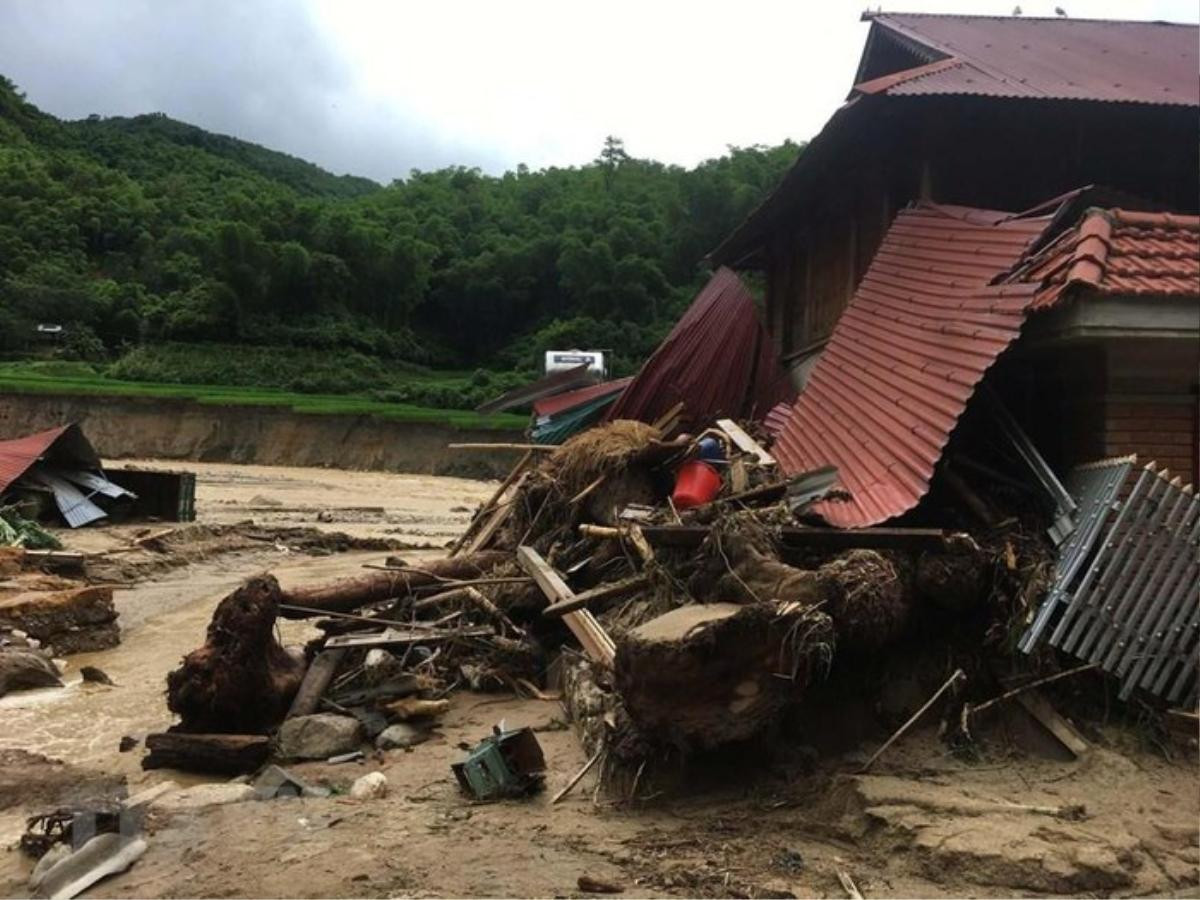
[0,425,73,496]
[532,378,632,418]
[1010,208,1200,307]
[857,14,1199,106]
[604,267,795,431]
[771,203,1047,527]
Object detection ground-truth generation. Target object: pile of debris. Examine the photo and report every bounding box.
[147,416,1010,786]
[0,423,196,531]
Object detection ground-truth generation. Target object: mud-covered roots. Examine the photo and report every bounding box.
[822,550,910,650]
[166,574,305,734]
[614,602,834,751]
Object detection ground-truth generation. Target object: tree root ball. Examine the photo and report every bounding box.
[916,548,988,613]
[821,550,910,650]
[166,575,305,734]
[614,602,833,752]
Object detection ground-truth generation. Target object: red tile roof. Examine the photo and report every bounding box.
[605,267,795,432]
[1011,208,1200,307]
[856,14,1199,106]
[0,425,74,496]
[532,378,632,418]
[771,204,1047,527]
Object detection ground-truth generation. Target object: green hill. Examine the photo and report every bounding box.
[0,73,801,394]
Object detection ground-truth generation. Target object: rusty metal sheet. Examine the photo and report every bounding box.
[605,267,795,432]
[860,15,1199,107]
[0,424,100,497]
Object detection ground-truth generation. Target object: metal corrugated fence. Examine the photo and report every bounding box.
[1022,457,1199,705]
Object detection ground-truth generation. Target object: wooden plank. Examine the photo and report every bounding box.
[1015,691,1090,758]
[517,546,615,667]
[324,626,492,650]
[587,524,948,552]
[716,418,775,465]
[287,648,347,719]
[730,458,749,493]
[449,451,533,557]
[543,574,651,618]
[448,443,557,452]
[651,401,685,434]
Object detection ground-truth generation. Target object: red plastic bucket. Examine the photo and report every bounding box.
[672,460,722,509]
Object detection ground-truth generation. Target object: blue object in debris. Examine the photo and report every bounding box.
[697,436,726,463]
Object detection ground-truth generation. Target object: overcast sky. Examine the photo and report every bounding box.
[1,0,1195,184]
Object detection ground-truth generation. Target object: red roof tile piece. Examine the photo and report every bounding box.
[771,204,1048,527]
[605,267,795,431]
[1014,208,1200,307]
[858,14,1199,106]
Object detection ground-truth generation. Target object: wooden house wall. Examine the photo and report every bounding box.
[761,99,1198,360]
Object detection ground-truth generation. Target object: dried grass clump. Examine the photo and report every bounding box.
[822,549,909,650]
[546,420,662,497]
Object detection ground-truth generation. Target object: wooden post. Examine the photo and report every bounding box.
[449,451,533,557]
[287,648,347,718]
[517,546,615,667]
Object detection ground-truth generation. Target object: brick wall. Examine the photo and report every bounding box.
[1103,397,1199,486]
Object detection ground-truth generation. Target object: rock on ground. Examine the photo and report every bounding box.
[151,782,256,812]
[277,713,364,760]
[349,771,388,800]
[376,723,429,750]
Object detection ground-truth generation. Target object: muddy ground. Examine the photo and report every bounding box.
[1,462,1197,899]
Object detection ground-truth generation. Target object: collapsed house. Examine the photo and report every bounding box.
[142,12,1196,793]
[0,423,196,530]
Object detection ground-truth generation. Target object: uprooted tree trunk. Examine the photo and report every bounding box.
[166,575,305,734]
[710,537,912,651]
[278,550,510,618]
[614,601,834,751]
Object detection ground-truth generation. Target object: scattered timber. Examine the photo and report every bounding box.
[447,442,557,452]
[860,669,966,773]
[583,523,948,552]
[543,574,651,618]
[142,732,271,775]
[286,648,347,719]
[279,550,510,617]
[715,418,775,465]
[517,546,616,666]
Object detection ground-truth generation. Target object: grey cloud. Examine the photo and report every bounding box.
[0,0,505,182]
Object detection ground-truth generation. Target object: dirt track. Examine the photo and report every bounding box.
[0,462,1197,898]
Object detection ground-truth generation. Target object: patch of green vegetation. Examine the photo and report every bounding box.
[0,362,527,431]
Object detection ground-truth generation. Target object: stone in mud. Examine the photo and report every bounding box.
[349,771,388,800]
[0,648,62,698]
[376,723,430,751]
[277,713,364,760]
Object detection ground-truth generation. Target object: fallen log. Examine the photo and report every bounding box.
[584,524,949,553]
[279,550,510,617]
[166,575,305,733]
[142,732,271,775]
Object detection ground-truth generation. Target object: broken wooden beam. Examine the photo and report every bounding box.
[286,648,347,719]
[583,524,948,552]
[323,626,493,650]
[449,451,533,557]
[542,574,651,618]
[715,418,775,465]
[279,550,510,617]
[517,546,615,667]
[142,732,271,775]
[447,442,557,452]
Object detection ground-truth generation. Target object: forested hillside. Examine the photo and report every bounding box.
[0,75,800,387]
